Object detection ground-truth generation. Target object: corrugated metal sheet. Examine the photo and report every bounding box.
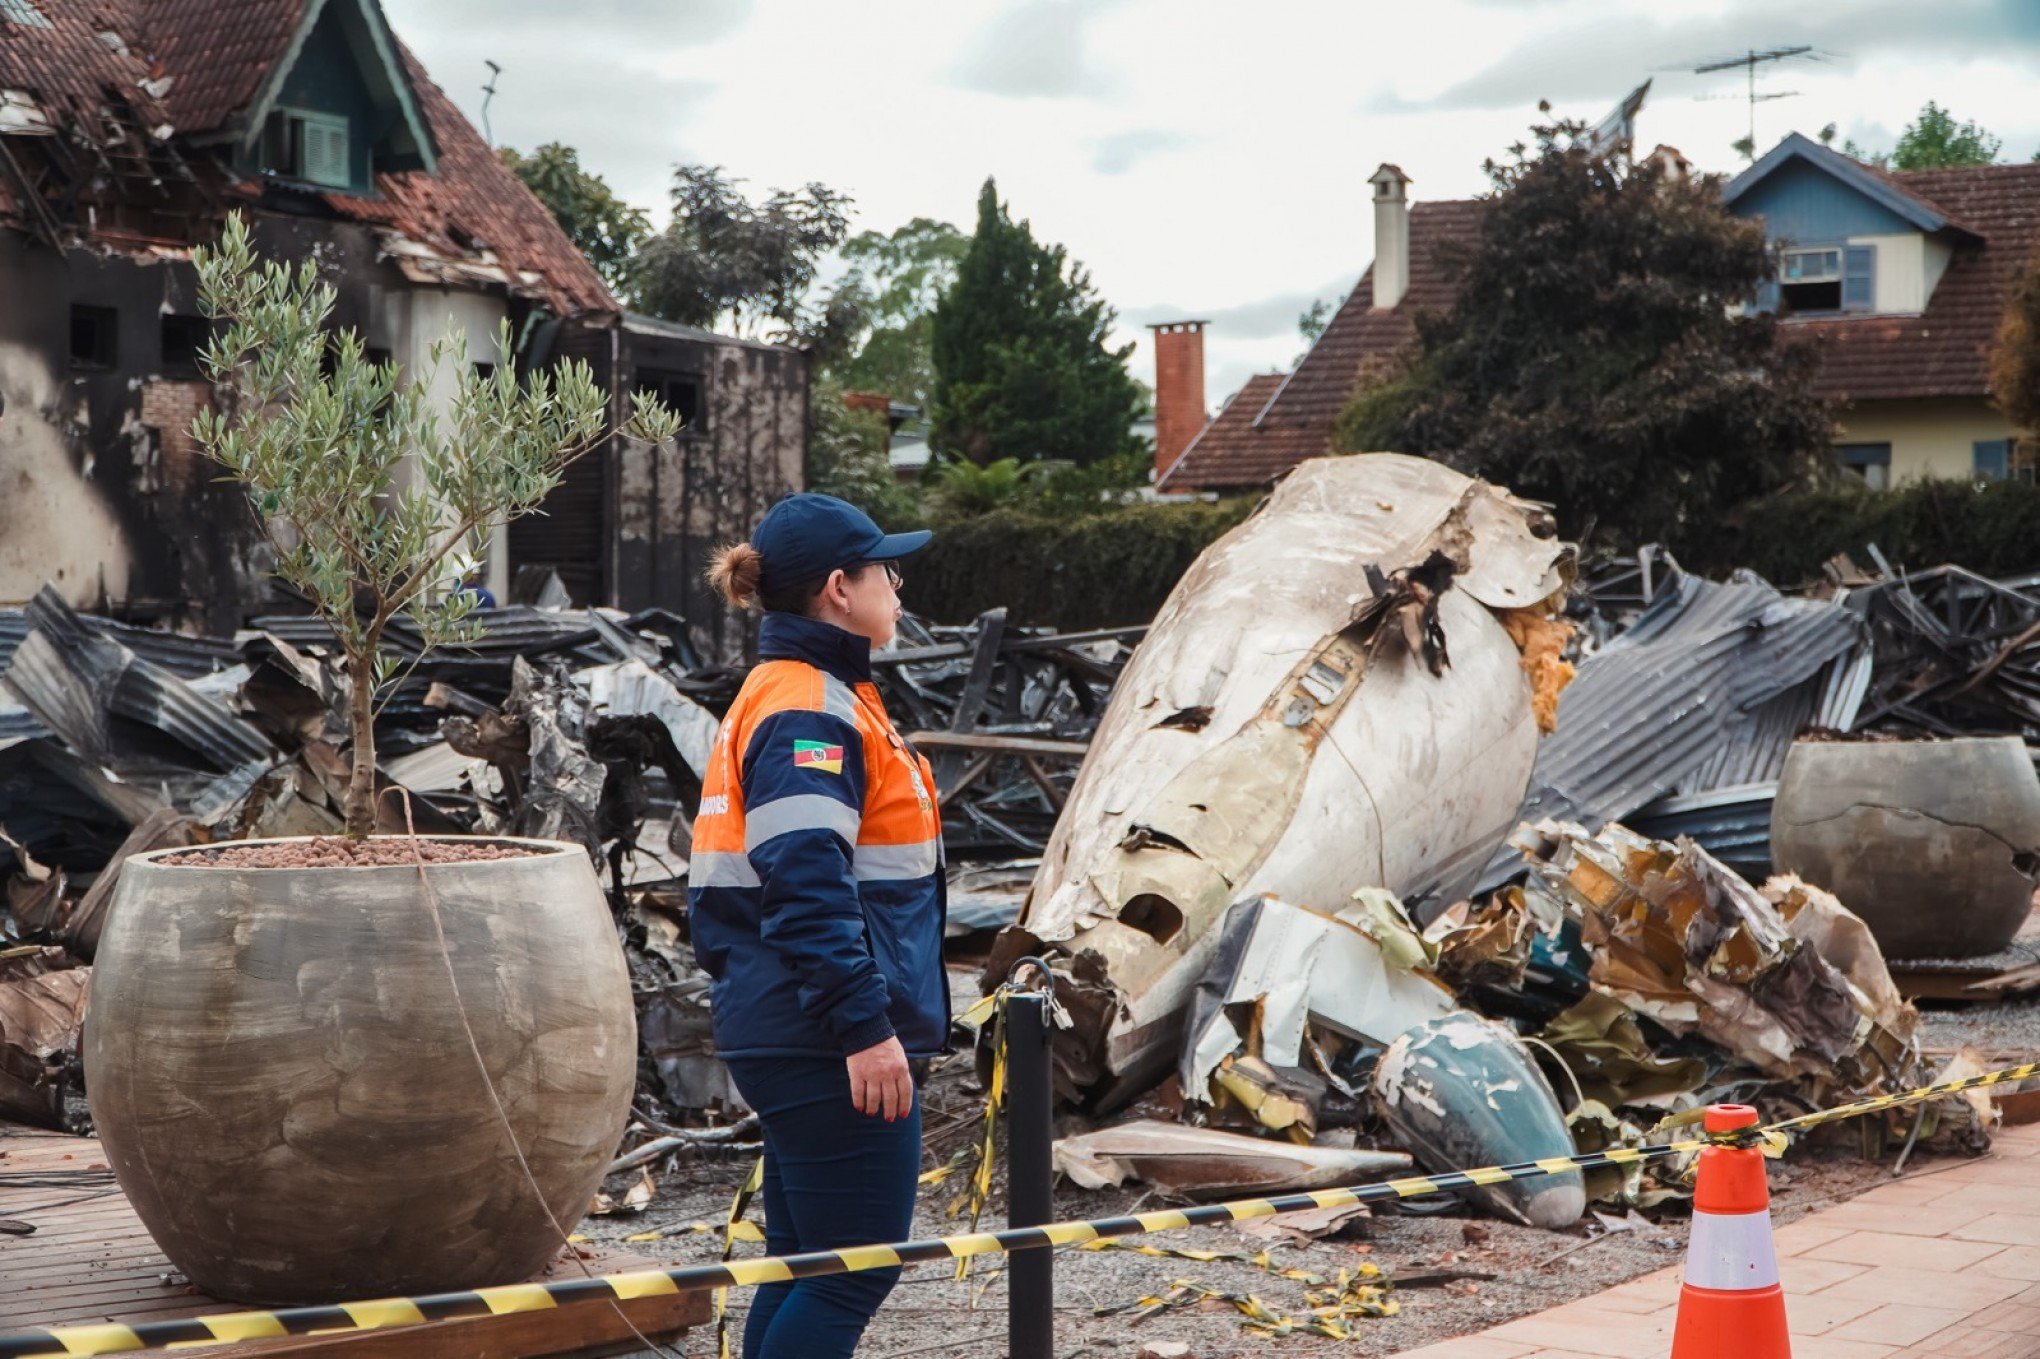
[1483,567,1864,888]
[3,589,273,775]
[0,610,238,679]
[1629,782,1778,882]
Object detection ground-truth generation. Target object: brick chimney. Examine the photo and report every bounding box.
[1148,320,1208,479]
[1369,164,1411,310]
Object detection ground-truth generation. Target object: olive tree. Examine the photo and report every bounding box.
[192,212,680,839]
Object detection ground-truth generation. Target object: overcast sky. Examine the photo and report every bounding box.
[382,0,2040,412]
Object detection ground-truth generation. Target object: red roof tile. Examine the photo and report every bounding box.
[0,0,611,316]
[1162,199,1484,490]
[1165,158,2040,490]
[132,0,302,133]
[0,0,167,129]
[1785,161,2040,404]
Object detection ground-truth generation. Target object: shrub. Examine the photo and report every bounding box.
[907,499,1258,627]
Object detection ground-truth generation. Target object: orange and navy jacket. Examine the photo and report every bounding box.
[687,612,949,1059]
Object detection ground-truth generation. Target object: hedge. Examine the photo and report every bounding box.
[905,476,2040,631]
[1677,476,2040,586]
[907,498,1259,628]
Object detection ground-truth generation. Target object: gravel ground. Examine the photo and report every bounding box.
[588,910,2040,1357]
[576,1077,2007,1358]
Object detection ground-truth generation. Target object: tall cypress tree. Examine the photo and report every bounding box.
[930,179,1143,466]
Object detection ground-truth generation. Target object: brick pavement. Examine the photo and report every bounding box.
[1399,1120,2040,1359]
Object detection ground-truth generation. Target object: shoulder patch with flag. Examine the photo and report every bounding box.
[792,738,845,774]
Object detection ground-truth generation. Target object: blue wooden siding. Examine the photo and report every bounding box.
[1726,160,1916,245]
[271,3,394,193]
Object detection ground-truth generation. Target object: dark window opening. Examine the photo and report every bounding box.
[160,314,211,375]
[634,370,704,435]
[473,361,497,382]
[1836,442,1891,491]
[1782,280,1842,314]
[69,305,117,370]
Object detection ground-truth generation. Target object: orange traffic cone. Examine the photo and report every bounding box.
[1670,1104,1791,1358]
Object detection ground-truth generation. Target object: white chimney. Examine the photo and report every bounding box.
[1369,163,1411,310]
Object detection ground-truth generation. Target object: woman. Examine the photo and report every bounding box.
[689,492,946,1359]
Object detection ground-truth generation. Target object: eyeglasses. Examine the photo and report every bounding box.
[873,561,904,590]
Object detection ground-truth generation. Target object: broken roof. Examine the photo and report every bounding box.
[1164,138,2040,491]
[1159,199,1484,492]
[0,0,611,316]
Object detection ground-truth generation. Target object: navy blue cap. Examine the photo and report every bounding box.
[752,493,933,596]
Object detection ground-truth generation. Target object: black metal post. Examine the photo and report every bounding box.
[1006,989,1055,1359]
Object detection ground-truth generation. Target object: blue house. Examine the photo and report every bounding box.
[1722,132,2034,487]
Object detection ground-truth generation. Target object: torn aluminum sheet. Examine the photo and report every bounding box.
[1180,894,1457,1112]
[0,965,89,1129]
[1535,992,1708,1109]
[1052,1120,1412,1199]
[1516,821,1922,1098]
[1371,1013,1586,1229]
[576,659,717,779]
[999,455,1573,1108]
[1483,562,1867,890]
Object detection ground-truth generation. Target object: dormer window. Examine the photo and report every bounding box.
[261,108,351,188]
[1780,245,1874,315]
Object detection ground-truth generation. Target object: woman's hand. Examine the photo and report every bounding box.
[847,1036,913,1121]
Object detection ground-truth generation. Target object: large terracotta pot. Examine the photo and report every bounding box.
[83,836,636,1304]
[1772,737,2040,961]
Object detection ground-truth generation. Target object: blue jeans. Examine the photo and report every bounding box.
[725,1055,921,1359]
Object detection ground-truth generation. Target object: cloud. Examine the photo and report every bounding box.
[1088,128,1198,174]
[948,1,1114,99]
[1124,278,1356,341]
[1368,0,2040,115]
[401,0,754,47]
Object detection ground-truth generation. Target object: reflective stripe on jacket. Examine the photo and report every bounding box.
[687,612,949,1059]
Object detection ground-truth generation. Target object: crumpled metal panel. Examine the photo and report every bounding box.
[1001,455,1574,1107]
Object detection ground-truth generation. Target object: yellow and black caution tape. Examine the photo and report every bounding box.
[713,1156,764,1359]
[1,1058,2031,1358]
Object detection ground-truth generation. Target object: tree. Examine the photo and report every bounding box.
[1892,102,2002,170]
[499,143,650,291]
[805,377,922,526]
[929,179,1144,467]
[829,217,969,411]
[1842,102,2002,171]
[191,214,680,838]
[1334,118,1833,547]
[1991,241,2040,469]
[630,166,855,345]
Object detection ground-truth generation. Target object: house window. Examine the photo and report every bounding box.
[634,371,704,435]
[69,305,117,370]
[1777,245,1875,315]
[1836,442,1891,491]
[160,314,211,375]
[261,108,352,189]
[1973,439,2010,481]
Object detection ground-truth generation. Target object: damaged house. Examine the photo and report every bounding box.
[1158,138,2040,492]
[0,0,804,655]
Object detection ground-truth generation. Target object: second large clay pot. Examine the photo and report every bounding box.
[1771,736,2040,961]
[83,836,636,1304]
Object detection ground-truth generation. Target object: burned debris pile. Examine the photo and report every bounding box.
[0,580,1134,1135]
[2,454,2036,1231]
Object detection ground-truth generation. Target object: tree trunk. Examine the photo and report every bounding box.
[344,655,378,840]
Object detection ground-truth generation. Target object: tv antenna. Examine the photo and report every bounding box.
[1686,46,1819,155]
[480,60,503,146]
